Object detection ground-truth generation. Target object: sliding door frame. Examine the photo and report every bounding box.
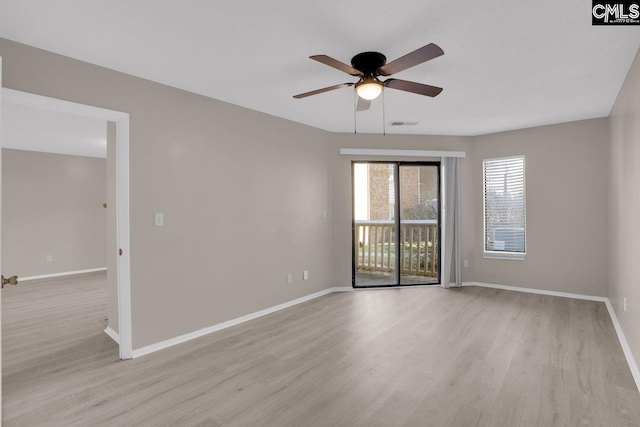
[351,160,441,288]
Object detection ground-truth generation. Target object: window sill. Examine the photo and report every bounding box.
[483,251,526,261]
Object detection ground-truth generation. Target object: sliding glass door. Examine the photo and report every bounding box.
[353,163,397,286]
[352,162,440,287]
[399,165,440,285]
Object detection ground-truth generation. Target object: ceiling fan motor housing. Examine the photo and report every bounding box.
[351,52,387,75]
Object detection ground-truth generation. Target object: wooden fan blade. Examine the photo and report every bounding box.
[356,97,371,112]
[293,83,354,99]
[310,55,363,76]
[384,79,443,97]
[377,43,444,76]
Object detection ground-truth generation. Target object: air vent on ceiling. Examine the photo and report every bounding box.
[389,121,418,126]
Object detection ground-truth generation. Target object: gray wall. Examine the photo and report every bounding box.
[472,118,610,297]
[0,37,617,353]
[0,38,333,349]
[328,119,610,297]
[609,50,640,369]
[2,148,106,278]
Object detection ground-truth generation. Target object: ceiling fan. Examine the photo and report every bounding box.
[293,43,444,111]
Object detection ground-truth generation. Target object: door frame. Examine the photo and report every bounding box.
[2,88,133,360]
[1,55,4,424]
[351,160,442,288]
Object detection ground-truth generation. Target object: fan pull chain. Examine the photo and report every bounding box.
[354,90,358,134]
[382,89,386,136]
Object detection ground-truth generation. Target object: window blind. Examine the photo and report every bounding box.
[483,156,526,253]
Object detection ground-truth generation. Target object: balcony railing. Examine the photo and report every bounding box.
[355,220,438,278]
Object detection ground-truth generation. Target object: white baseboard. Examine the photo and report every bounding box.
[20,267,107,282]
[604,299,640,392]
[331,287,354,292]
[463,281,607,302]
[128,281,640,393]
[467,281,638,392]
[104,326,120,344]
[131,287,344,358]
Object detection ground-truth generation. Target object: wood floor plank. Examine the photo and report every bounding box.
[3,274,639,426]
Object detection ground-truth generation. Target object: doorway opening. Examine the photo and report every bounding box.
[352,161,441,288]
[1,88,132,359]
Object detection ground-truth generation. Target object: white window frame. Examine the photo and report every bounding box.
[482,155,526,261]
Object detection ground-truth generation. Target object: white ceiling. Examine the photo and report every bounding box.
[0,0,639,136]
[2,102,107,158]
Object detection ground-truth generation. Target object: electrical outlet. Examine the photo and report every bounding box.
[624,297,627,312]
[155,213,164,227]
[303,270,309,280]
[463,259,468,268]
[287,274,292,284]
[46,255,53,262]
[322,210,327,219]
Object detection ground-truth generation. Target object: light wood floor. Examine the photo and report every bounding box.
[3,273,639,426]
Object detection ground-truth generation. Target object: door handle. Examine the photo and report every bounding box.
[2,275,18,289]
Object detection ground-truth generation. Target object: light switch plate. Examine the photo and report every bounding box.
[303,270,309,280]
[155,213,164,227]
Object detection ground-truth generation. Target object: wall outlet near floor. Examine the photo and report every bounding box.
[624,297,627,312]
[46,255,53,262]
[322,209,327,219]
[463,259,468,268]
[303,270,309,280]
[287,274,292,284]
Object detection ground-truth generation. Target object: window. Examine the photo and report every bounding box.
[483,156,526,260]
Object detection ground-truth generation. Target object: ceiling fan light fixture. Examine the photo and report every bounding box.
[355,78,383,100]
